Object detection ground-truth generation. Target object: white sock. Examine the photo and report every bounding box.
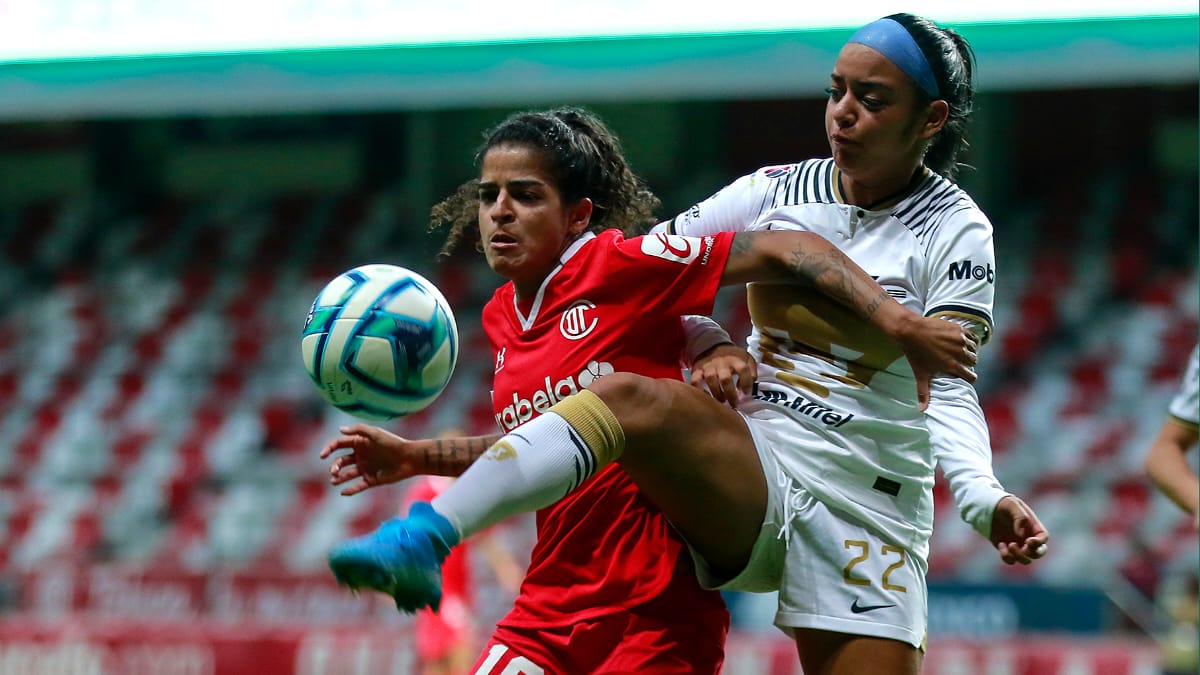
[430,389,624,539]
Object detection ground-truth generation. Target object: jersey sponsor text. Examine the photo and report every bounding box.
[495,362,614,431]
[754,387,855,427]
[947,259,994,284]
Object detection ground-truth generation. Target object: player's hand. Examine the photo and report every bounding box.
[989,495,1050,565]
[892,314,978,410]
[690,343,757,408]
[320,424,421,496]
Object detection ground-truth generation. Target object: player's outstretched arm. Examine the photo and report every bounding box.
[321,425,500,495]
[721,230,978,409]
[1143,419,1200,526]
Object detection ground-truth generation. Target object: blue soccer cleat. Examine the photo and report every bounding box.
[328,501,459,613]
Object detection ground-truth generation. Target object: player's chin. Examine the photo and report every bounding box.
[829,145,865,172]
[486,254,523,279]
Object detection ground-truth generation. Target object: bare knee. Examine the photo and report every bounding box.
[586,372,679,436]
[586,373,746,470]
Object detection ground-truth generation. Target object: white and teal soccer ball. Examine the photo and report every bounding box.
[301,264,459,421]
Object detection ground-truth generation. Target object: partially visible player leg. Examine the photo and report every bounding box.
[775,470,928,675]
[793,630,922,675]
[581,372,769,579]
[329,372,766,608]
[425,370,767,576]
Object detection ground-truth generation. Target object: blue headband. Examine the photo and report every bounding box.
[847,18,940,99]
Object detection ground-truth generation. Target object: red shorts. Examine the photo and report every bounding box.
[468,593,728,675]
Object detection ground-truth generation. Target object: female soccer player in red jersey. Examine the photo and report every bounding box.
[323,105,977,674]
[325,13,1056,675]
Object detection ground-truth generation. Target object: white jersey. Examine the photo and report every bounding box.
[665,159,1004,553]
[1168,345,1199,429]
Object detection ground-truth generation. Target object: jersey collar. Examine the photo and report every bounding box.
[830,165,931,213]
[513,231,597,330]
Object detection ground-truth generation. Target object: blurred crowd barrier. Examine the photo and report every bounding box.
[0,621,1162,675]
[0,566,1165,674]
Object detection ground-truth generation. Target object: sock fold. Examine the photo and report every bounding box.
[549,389,626,467]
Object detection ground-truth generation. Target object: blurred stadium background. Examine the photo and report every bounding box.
[0,2,1196,674]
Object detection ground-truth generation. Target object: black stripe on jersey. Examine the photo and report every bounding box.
[926,303,995,343]
[764,170,790,215]
[790,163,808,204]
[927,303,992,323]
[897,181,955,233]
[775,164,800,207]
[788,163,807,204]
[770,159,837,208]
[912,193,964,240]
[801,159,833,204]
[892,173,941,220]
[819,160,836,202]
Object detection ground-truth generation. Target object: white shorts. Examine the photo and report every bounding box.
[689,414,929,649]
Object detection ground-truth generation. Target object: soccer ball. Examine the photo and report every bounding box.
[301,264,459,420]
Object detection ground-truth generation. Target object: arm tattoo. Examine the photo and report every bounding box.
[425,435,501,476]
[785,243,885,319]
[733,231,886,320]
[785,245,854,301]
[864,290,888,318]
[730,232,753,257]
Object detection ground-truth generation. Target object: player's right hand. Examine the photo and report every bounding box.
[690,343,757,408]
[990,495,1050,565]
[321,424,421,496]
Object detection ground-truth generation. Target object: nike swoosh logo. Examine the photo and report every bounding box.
[850,599,896,614]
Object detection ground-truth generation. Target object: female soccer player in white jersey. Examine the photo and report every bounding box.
[1144,344,1199,527]
[322,106,976,674]
[322,14,1041,675]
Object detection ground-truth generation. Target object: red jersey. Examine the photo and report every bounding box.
[483,228,734,628]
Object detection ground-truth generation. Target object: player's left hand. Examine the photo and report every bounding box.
[690,343,757,408]
[989,495,1050,565]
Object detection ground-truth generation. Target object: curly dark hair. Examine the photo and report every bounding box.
[886,13,978,179]
[430,106,662,258]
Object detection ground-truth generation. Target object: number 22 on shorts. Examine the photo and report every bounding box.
[842,540,909,592]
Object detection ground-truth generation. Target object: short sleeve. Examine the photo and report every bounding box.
[1169,345,1200,428]
[923,210,996,344]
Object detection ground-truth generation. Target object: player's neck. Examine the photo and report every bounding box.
[840,166,924,210]
[515,293,536,315]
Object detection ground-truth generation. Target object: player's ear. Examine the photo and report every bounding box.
[567,198,593,234]
[920,99,949,140]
